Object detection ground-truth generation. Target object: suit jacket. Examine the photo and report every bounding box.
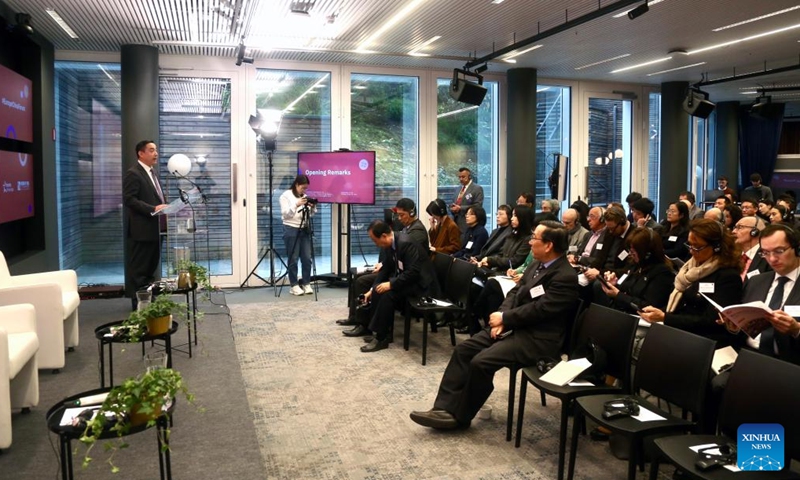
[479,225,511,258]
[664,266,742,345]
[453,225,488,259]
[662,226,689,261]
[498,255,579,360]
[739,271,800,365]
[452,182,484,232]
[604,223,635,274]
[123,163,163,242]
[577,228,611,269]
[610,263,675,313]
[487,233,530,270]
[374,231,440,297]
[567,225,590,254]
[403,218,430,253]
[744,248,771,278]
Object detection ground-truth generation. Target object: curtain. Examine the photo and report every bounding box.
[738,103,785,188]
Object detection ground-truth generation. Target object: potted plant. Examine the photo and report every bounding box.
[175,259,212,292]
[79,368,196,473]
[121,294,184,342]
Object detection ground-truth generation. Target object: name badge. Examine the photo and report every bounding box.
[568,245,578,253]
[596,243,604,250]
[618,274,629,285]
[618,250,629,261]
[465,241,473,249]
[530,285,545,298]
[746,269,760,279]
[699,282,715,293]
[398,260,404,271]
[783,305,800,317]
[668,235,678,242]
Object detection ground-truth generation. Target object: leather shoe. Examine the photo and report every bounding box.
[343,325,370,337]
[364,334,393,343]
[336,318,359,326]
[409,409,459,429]
[360,337,389,352]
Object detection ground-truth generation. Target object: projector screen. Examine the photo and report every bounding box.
[0,149,34,224]
[0,64,33,143]
[297,151,376,205]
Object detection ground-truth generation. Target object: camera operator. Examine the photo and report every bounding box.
[280,174,317,296]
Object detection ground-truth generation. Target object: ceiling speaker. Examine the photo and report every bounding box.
[449,78,488,106]
[682,90,715,119]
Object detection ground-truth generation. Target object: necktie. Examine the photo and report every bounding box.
[456,185,466,205]
[740,253,750,281]
[531,262,546,280]
[151,169,165,203]
[761,276,790,355]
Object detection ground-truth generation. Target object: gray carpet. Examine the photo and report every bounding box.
[229,293,672,480]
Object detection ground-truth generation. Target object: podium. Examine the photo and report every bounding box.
[153,187,208,278]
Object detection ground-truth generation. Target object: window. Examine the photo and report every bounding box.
[648,92,662,214]
[536,85,571,206]
[587,98,633,206]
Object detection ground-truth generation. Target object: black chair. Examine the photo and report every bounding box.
[432,252,452,288]
[649,349,800,480]
[504,299,585,442]
[403,257,475,365]
[514,303,639,480]
[566,323,717,480]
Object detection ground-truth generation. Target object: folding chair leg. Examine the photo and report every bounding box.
[514,376,528,448]
[422,316,428,366]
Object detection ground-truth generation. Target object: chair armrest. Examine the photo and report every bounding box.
[0,286,63,319]
[0,304,36,335]
[0,327,9,380]
[7,269,78,293]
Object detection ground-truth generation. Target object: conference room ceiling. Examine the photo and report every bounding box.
[7,0,800,102]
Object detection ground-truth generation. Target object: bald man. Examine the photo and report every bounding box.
[562,208,589,254]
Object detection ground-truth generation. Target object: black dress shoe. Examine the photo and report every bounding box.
[336,318,359,326]
[355,302,371,311]
[343,325,371,337]
[364,334,393,343]
[409,409,459,429]
[360,337,389,352]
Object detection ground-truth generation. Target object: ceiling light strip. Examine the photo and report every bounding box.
[646,62,706,76]
[503,44,543,63]
[610,56,672,73]
[46,8,79,39]
[575,53,631,70]
[612,0,665,18]
[358,0,428,51]
[408,35,441,56]
[688,23,800,55]
[713,6,800,32]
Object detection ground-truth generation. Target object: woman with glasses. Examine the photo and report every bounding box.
[453,206,488,259]
[660,201,690,261]
[639,219,743,344]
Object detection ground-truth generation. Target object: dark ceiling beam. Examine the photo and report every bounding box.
[464,0,642,69]
[694,63,800,87]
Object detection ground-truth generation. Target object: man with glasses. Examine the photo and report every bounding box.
[740,198,758,218]
[732,216,770,281]
[562,208,588,253]
[409,221,578,430]
[569,206,608,269]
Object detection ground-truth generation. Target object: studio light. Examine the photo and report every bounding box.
[249,109,283,151]
[627,1,649,20]
[14,13,34,36]
[235,40,254,66]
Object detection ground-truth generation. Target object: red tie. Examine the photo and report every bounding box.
[740,253,751,281]
[456,186,466,205]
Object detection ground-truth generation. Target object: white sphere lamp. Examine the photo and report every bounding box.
[167,154,192,177]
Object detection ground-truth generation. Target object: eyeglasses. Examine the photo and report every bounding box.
[733,224,756,231]
[759,246,793,259]
[530,235,548,242]
[665,209,678,214]
[684,242,710,252]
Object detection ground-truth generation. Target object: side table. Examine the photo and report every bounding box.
[169,285,198,357]
[94,320,179,388]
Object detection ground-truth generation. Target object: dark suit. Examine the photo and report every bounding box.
[451,182,484,232]
[453,225,488,259]
[743,248,771,279]
[576,229,611,269]
[367,232,439,339]
[433,255,579,424]
[595,263,675,313]
[604,223,635,275]
[738,271,800,365]
[123,162,164,297]
[479,225,511,259]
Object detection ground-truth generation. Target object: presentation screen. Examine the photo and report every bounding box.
[297,151,376,205]
[0,149,34,224]
[0,64,33,143]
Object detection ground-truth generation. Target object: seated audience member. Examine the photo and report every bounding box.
[717,175,735,197]
[475,205,513,259]
[740,197,757,217]
[409,221,579,430]
[733,215,770,281]
[427,198,461,255]
[757,199,774,223]
[661,201,690,261]
[594,227,674,314]
[776,194,799,229]
[338,198,427,327]
[453,206,489,259]
[768,204,793,228]
[516,192,535,208]
[679,191,705,220]
[585,206,633,280]
[473,205,534,274]
[469,250,534,334]
[723,204,742,231]
[608,201,626,213]
[713,195,731,210]
[743,172,773,202]
[569,206,609,269]
[540,198,559,215]
[630,197,658,230]
[570,198,590,230]
[356,220,440,352]
[625,192,643,224]
[562,207,589,254]
[639,219,742,345]
[704,207,725,224]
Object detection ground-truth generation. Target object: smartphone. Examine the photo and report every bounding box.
[597,275,610,288]
[497,330,514,340]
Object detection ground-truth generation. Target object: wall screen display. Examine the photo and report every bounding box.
[0,150,34,224]
[0,64,33,143]
[297,151,376,205]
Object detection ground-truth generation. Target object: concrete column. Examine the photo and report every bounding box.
[506,68,537,205]
[659,81,690,211]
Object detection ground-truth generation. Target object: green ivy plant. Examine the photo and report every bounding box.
[175,259,213,293]
[78,368,197,473]
[121,294,185,342]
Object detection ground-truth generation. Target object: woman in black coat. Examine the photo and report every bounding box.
[453,206,489,259]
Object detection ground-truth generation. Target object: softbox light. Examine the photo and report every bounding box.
[682,89,715,119]
[449,69,488,106]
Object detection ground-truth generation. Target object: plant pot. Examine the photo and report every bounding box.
[146,315,171,336]
[129,400,163,427]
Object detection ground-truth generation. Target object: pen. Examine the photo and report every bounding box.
[508,260,512,270]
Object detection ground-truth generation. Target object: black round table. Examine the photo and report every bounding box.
[46,387,174,480]
[94,320,179,388]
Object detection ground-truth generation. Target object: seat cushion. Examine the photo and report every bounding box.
[7,332,38,378]
[63,291,80,315]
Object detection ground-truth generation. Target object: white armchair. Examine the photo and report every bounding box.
[0,303,40,450]
[0,252,79,370]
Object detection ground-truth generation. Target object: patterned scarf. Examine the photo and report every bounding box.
[666,256,721,313]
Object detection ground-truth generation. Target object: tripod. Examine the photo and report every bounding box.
[240,149,288,296]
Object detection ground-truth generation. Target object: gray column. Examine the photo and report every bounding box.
[506,68,537,205]
[659,81,690,211]
[714,101,740,188]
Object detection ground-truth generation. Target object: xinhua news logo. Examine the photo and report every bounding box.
[737,423,784,471]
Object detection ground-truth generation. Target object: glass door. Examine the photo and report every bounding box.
[585,95,633,207]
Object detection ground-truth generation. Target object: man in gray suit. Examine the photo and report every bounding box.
[450,167,484,232]
[410,221,578,429]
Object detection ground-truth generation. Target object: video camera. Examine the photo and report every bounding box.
[305,197,319,205]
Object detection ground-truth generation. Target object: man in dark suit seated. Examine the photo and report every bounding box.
[410,221,578,429]
[357,220,439,353]
[733,215,770,282]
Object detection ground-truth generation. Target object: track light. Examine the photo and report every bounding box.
[475,64,489,74]
[627,1,649,20]
[235,40,254,66]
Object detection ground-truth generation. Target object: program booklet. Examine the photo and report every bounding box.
[700,293,772,339]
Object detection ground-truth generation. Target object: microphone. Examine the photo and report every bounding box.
[64,392,109,408]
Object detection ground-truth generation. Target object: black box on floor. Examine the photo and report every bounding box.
[78,285,125,300]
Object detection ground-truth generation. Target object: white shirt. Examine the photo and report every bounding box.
[746,265,800,350]
[138,160,161,196]
[279,189,315,228]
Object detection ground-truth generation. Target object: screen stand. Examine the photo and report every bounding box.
[312,203,349,287]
